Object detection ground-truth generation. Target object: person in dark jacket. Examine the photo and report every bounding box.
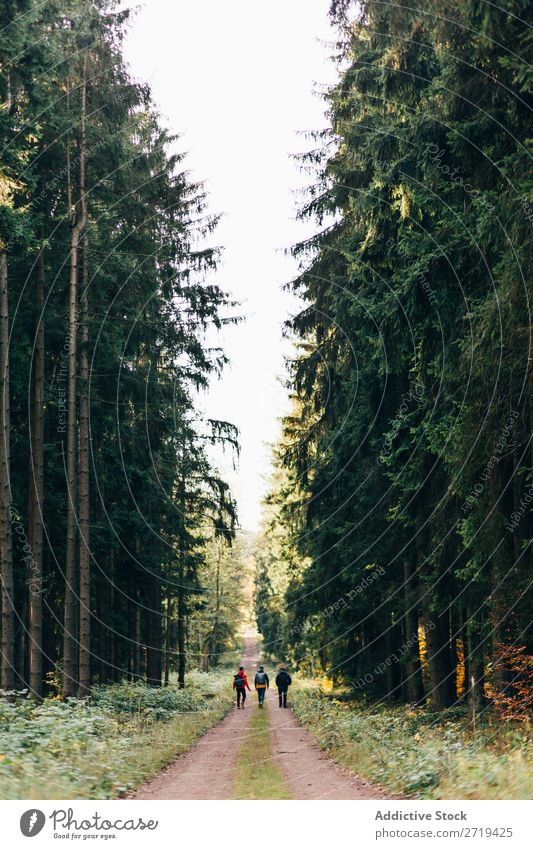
[254,666,269,707]
[275,666,292,708]
[233,666,251,708]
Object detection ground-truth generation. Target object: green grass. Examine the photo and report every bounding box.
[292,679,533,800]
[0,671,233,799]
[233,706,292,800]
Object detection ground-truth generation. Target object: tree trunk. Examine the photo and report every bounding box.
[461,608,469,701]
[211,545,221,669]
[416,508,454,708]
[423,610,455,709]
[96,577,105,685]
[78,232,90,698]
[134,587,141,681]
[449,604,458,701]
[62,208,80,695]
[384,613,402,701]
[27,249,45,700]
[0,252,14,695]
[15,594,27,689]
[146,573,162,686]
[177,460,186,688]
[529,357,533,490]
[466,606,486,722]
[110,550,118,683]
[177,571,186,689]
[164,593,172,686]
[63,61,88,699]
[403,559,425,704]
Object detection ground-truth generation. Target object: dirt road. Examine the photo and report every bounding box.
[266,696,392,799]
[132,636,259,800]
[133,639,392,800]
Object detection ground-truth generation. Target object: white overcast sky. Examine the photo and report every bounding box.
[122,1,338,531]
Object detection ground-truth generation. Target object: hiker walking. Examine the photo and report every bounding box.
[233,666,251,709]
[254,666,269,707]
[275,665,292,708]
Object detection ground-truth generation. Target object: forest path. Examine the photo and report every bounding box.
[266,694,392,800]
[133,635,393,800]
[132,635,258,800]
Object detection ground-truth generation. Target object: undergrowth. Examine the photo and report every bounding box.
[0,671,232,799]
[292,680,533,799]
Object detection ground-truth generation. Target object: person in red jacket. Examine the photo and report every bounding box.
[233,666,251,708]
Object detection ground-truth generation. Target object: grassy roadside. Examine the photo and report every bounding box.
[0,671,233,799]
[292,679,533,800]
[233,706,292,800]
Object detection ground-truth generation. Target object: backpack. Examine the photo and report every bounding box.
[277,670,291,688]
[234,673,245,688]
[255,671,267,685]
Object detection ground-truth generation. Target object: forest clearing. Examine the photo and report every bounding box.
[0,0,532,815]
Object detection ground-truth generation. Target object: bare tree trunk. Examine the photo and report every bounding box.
[384,612,402,701]
[28,248,45,700]
[403,559,425,704]
[62,230,79,695]
[211,544,221,669]
[78,232,90,697]
[145,447,162,687]
[0,71,14,697]
[416,511,454,708]
[467,606,486,722]
[134,587,141,681]
[0,252,14,695]
[146,573,162,686]
[63,63,88,698]
[133,605,142,681]
[177,575,186,688]
[461,608,469,701]
[529,357,533,486]
[423,610,455,708]
[133,537,142,681]
[15,597,27,690]
[110,550,118,683]
[164,592,172,686]
[177,464,186,688]
[96,578,105,684]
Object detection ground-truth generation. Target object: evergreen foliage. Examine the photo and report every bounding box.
[256,0,533,715]
[0,0,241,698]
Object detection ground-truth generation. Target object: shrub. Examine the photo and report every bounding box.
[91,683,201,720]
[291,679,533,799]
[0,671,232,798]
[489,642,533,722]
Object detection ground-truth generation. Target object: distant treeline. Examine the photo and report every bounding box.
[255,0,533,719]
[0,0,241,700]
